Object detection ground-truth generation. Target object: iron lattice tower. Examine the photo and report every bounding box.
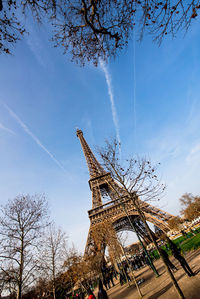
[77,129,173,255]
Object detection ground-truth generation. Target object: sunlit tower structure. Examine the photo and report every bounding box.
[76,129,173,255]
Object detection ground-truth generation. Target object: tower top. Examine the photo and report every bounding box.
[76,128,83,137]
[76,129,106,179]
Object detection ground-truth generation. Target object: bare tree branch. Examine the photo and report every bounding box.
[0,194,49,299]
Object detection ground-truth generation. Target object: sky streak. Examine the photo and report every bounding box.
[99,59,121,146]
[3,103,66,173]
[133,30,137,145]
[1,21,200,253]
[0,123,15,135]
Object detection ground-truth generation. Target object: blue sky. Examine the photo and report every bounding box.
[1,20,200,252]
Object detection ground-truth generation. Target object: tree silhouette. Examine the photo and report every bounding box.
[1,1,200,65]
[0,194,49,299]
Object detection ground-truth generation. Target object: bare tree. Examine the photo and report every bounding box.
[180,193,200,221]
[168,216,184,231]
[1,1,200,65]
[0,1,55,54]
[0,194,49,299]
[98,139,185,299]
[37,223,68,299]
[97,139,166,202]
[62,245,109,295]
[62,246,91,294]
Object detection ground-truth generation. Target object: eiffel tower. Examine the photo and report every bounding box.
[77,129,173,255]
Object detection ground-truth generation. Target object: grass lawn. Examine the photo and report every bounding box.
[150,229,200,259]
[180,233,200,252]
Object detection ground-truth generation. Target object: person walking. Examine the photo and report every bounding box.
[108,268,115,287]
[160,248,177,272]
[98,279,108,299]
[103,274,109,290]
[119,270,125,285]
[168,239,195,277]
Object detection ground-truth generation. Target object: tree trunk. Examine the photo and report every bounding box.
[52,254,56,299]
[17,233,24,299]
[134,197,185,299]
[17,287,22,299]
[53,284,56,299]
[119,243,142,297]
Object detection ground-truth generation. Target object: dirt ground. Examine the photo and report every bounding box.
[103,249,200,299]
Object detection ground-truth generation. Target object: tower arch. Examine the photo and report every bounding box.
[76,130,173,255]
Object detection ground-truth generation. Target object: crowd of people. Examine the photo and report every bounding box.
[67,237,195,299]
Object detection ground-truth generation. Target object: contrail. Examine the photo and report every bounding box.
[3,103,66,172]
[99,59,121,146]
[0,122,15,135]
[133,29,137,145]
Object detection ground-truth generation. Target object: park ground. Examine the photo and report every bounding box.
[96,249,200,299]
